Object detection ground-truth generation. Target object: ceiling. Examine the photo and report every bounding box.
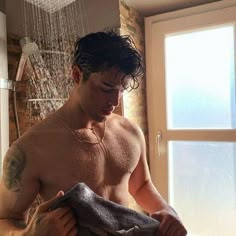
[124,0,222,16]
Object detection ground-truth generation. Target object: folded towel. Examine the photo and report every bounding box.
[49,183,160,235]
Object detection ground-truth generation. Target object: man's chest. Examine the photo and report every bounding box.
[39,131,140,192]
[66,132,140,176]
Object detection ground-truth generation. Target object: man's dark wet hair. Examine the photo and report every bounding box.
[73,30,144,90]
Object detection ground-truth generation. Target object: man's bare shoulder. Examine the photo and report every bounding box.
[109,113,143,137]
[17,111,62,141]
[23,111,61,134]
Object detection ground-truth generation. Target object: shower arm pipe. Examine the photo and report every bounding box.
[27,98,68,102]
[40,50,70,55]
[12,83,21,138]
[15,54,28,81]
[13,53,29,139]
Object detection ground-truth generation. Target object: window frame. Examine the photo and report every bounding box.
[145,1,236,201]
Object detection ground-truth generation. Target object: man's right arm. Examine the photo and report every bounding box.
[0,143,40,235]
[0,143,78,236]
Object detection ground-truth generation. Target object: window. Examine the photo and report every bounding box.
[165,26,235,129]
[146,2,236,235]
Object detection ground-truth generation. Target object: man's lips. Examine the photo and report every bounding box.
[102,107,114,114]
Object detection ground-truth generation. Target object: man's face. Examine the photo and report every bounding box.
[76,67,129,122]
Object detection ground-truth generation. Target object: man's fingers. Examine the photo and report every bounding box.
[49,207,71,219]
[68,225,78,236]
[37,191,64,213]
[159,218,187,236]
[162,220,180,236]
[158,218,174,236]
[62,210,76,226]
[152,211,187,236]
[151,212,162,221]
[64,215,77,232]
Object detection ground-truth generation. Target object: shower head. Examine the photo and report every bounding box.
[24,0,76,13]
[15,37,39,81]
[20,37,39,55]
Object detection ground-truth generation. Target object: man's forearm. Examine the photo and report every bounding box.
[132,180,169,214]
[0,219,26,236]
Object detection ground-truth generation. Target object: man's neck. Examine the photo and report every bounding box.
[58,100,94,129]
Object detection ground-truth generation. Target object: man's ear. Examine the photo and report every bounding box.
[71,66,83,84]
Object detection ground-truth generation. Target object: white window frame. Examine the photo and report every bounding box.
[145,0,236,201]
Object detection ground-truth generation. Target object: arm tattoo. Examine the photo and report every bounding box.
[3,145,26,192]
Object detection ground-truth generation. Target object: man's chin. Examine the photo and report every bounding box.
[92,115,107,123]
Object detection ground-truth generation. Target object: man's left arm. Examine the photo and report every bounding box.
[129,126,187,236]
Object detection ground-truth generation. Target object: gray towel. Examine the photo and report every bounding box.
[49,183,160,235]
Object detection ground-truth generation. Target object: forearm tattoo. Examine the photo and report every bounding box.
[3,145,26,192]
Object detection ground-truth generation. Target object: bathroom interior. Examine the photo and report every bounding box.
[0,0,236,235]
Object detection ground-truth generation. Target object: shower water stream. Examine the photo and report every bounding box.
[20,0,89,122]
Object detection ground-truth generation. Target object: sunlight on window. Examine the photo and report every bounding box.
[165,25,235,129]
[165,25,236,236]
[169,141,236,236]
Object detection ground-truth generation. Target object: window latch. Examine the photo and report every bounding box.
[156,130,162,158]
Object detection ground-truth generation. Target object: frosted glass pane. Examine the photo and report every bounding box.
[168,141,236,236]
[165,26,236,129]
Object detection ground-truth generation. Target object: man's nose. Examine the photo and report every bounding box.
[110,90,121,107]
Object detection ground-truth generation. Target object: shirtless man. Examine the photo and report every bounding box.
[0,31,187,236]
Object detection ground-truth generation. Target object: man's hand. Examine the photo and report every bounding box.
[151,207,187,236]
[24,191,78,236]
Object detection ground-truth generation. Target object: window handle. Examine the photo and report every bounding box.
[156,130,162,158]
